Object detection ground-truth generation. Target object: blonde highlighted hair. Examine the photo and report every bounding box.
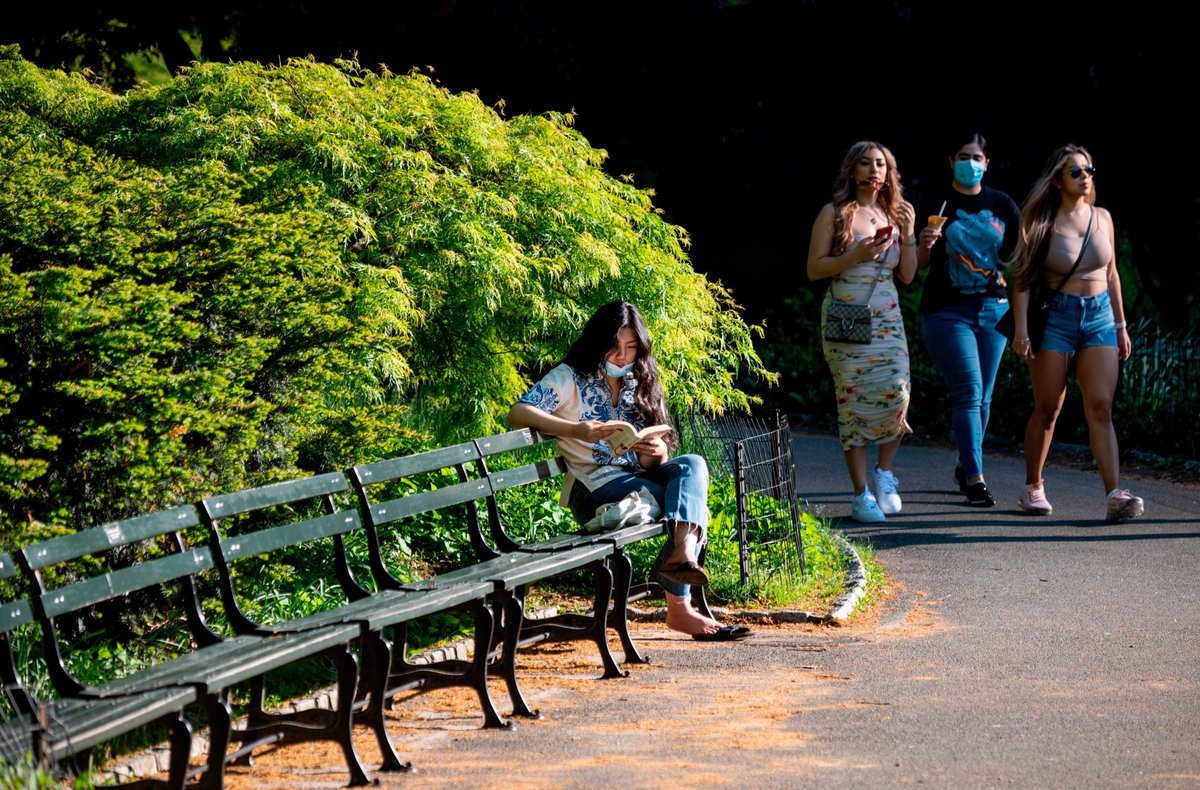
[1010,144,1097,290]
[829,141,905,255]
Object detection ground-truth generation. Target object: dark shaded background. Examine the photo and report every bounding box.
[6,0,1197,329]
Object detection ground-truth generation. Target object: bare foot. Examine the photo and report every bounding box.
[664,594,723,636]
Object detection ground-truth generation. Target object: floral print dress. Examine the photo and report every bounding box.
[820,234,912,451]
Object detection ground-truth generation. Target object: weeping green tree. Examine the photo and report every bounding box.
[0,46,773,537]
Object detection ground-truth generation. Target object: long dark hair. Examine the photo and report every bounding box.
[950,131,988,158]
[563,301,675,446]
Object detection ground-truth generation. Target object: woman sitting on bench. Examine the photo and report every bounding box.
[507,301,750,641]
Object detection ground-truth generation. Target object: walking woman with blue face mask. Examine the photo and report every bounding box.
[917,133,1021,507]
[507,301,750,641]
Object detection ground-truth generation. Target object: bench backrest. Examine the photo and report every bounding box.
[0,551,40,717]
[347,440,497,590]
[197,471,369,633]
[15,506,215,696]
[472,429,570,551]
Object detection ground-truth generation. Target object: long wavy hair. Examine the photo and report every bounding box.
[1010,144,1097,290]
[829,141,905,255]
[562,301,676,448]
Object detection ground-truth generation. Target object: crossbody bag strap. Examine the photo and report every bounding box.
[1048,205,1094,296]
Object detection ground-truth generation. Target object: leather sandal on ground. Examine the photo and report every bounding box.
[657,559,710,587]
[691,624,752,642]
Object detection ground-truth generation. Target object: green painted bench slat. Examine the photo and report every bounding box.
[473,429,537,455]
[487,456,569,492]
[36,548,213,619]
[20,506,200,570]
[204,471,349,518]
[355,441,480,482]
[368,477,491,526]
[217,511,360,562]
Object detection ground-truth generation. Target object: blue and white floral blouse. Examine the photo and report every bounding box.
[517,363,645,497]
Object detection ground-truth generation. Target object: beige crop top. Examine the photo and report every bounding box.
[1045,224,1112,284]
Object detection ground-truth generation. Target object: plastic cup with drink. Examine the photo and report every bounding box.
[927,201,948,235]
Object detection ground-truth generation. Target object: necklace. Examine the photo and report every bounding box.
[860,204,887,225]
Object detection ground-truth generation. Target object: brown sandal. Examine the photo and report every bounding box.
[658,559,710,587]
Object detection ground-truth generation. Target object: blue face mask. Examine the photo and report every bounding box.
[954,159,986,188]
[604,360,634,378]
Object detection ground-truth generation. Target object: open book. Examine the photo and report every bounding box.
[600,421,672,455]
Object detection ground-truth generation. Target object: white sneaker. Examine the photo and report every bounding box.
[874,467,902,514]
[851,489,886,523]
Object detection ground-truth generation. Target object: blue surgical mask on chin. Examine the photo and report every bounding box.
[604,360,634,378]
[954,159,986,188]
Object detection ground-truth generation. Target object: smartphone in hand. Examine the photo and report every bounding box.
[873,225,894,244]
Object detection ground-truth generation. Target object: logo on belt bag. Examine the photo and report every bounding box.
[824,302,873,344]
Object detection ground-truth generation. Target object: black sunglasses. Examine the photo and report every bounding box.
[1068,165,1097,179]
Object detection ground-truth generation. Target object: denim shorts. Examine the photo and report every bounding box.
[1039,290,1116,354]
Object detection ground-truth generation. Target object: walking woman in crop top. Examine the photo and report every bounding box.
[1008,144,1143,522]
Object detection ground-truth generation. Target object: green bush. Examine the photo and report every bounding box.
[0,46,772,541]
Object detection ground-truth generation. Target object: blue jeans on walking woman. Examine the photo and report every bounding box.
[568,454,709,598]
[921,298,1008,479]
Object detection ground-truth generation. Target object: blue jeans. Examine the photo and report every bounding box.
[921,299,1008,479]
[568,454,709,598]
[1039,290,1116,354]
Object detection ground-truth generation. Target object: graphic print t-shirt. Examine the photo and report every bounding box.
[919,186,1021,314]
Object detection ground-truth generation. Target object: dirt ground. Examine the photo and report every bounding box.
[134,584,943,788]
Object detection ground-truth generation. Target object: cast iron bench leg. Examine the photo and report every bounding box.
[163,711,194,789]
[588,560,628,680]
[331,647,374,787]
[199,695,233,790]
[606,549,649,665]
[468,601,510,730]
[360,631,412,773]
[496,589,541,720]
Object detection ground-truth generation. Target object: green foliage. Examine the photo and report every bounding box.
[0,754,71,789]
[0,46,772,536]
[701,480,859,609]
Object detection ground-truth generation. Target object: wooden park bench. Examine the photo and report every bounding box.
[347,436,623,720]
[0,423,712,785]
[9,505,373,788]
[1,549,199,786]
[194,469,504,762]
[471,428,711,663]
[348,426,704,706]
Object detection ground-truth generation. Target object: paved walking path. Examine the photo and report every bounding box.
[161,431,1200,789]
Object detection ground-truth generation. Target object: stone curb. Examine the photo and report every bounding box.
[824,531,868,621]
